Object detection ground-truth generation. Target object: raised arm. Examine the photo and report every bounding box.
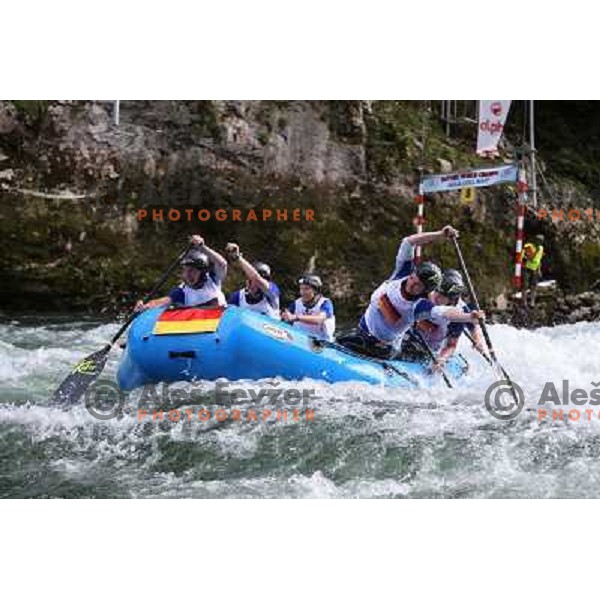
[404,225,458,247]
[390,225,459,279]
[225,242,270,294]
[191,235,227,282]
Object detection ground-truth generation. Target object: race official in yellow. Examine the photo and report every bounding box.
[522,234,544,308]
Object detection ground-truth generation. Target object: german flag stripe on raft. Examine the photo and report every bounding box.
[153,307,224,335]
[378,293,402,325]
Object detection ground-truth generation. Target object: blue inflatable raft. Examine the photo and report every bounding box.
[116,305,468,390]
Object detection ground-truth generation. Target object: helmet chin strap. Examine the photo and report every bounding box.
[189,272,208,289]
[302,292,320,309]
[401,279,420,301]
[245,286,263,300]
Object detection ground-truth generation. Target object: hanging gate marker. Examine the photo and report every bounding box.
[414,163,525,287]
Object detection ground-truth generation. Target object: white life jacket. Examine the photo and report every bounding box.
[181,276,226,307]
[414,299,470,351]
[414,309,450,351]
[238,288,280,319]
[363,276,418,343]
[292,296,335,341]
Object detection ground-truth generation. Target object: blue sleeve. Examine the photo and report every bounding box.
[447,322,465,338]
[168,287,185,305]
[390,238,415,280]
[413,298,434,321]
[447,302,474,336]
[461,302,475,333]
[228,290,240,306]
[288,301,296,314]
[266,282,280,308]
[320,299,334,318]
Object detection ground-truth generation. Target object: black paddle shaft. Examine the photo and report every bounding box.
[451,237,519,395]
[51,241,193,405]
[409,328,453,389]
[450,237,499,363]
[108,242,193,346]
[463,329,492,366]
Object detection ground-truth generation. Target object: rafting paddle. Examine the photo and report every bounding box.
[451,237,519,399]
[463,328,493,366]
[408,328,453,388]
[51,242,193,405]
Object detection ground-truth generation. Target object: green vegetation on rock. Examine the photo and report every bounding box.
[0,100,598,321]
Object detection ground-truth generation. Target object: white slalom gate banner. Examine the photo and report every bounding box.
[420,164,518,194]
[476,100,512,156]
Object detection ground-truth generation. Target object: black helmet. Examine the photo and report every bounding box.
[298,274,322,293]
[440,268,465,299]
[253,261,271,280]
[414,262,442,293]
[181,249,210,271]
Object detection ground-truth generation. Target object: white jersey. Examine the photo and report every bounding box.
[291,296,335,341]
[362,277,452,345]
[238,288,280,319]
[414,309,451,351]
[181,277,226,307]
[363,277,419,343]
[414,299,471,351]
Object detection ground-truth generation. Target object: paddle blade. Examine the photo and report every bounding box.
[51,344,112,405]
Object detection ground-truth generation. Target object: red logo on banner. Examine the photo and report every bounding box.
[479,120,504,134]
[491,102,502,116]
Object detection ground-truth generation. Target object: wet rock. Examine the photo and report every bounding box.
[0,100,599,316]
[494,293,508,310]
[578,291,598,306]
[0,102,19,134]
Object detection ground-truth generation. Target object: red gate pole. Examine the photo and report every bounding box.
[513,166,528,290]
[414,183,425,264]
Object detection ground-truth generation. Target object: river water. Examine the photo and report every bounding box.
[1,314,599,498]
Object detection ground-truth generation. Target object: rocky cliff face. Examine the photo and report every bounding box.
[0,100,598,325]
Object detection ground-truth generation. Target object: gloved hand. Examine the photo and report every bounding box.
[225,242,241,261]
[442,225,459,239]
[431,357,447,373]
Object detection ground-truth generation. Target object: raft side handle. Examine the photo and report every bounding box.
[168,351,197,359]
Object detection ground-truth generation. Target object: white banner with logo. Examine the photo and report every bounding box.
[420,164,519,194]
[476,100,512,156]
